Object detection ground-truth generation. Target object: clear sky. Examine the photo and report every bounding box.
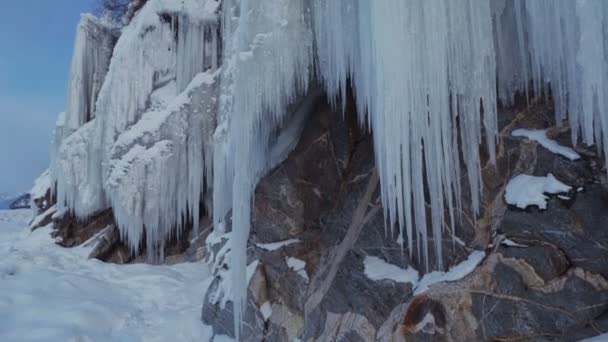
[0,0,94,195]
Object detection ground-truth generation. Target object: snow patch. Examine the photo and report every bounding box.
[29,204,57,230]
[414,251,485,295]
[29,169,51,201]
[286,257,308,282]
[256,238,300,251]
[579,333,608,342]
[501,239,528,248]
[260,302,272,321]
[0,209,214,341]
[512,129,581,160]
[504,174,572,210]
[363,256,419,285]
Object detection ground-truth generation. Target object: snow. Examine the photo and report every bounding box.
[579,333,608,342]
[256,239,300,251]
[363,251,484,295]
[501,239,528,248]
[414,251,486,295]
[0,209,214,341]
[286,257,309,282]
[29,169,50,201]
[504,174,572,210]
[29,204,57,230]
[512,129,581,161]
[260,302,272,321]
[363,256,419,285]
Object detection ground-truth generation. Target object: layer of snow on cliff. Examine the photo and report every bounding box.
[580,333,608,342]
[30,169,50,200]
[511,129,581,160]
[286,257,309,282]
[504,174,572,210]
[256,238,300,251]
[414,250,486,295]
[363,256,419,285]
[0,209,215,341]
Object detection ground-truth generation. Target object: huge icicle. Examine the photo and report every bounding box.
[51,15,116,197]
[213,0,314,337]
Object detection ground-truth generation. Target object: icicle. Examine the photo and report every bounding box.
[219,0,499,334]
[51,15,116,201]
[215,0,314,337]
[495,0,608,168]
[105,71,220,258]
[64,15,116,131]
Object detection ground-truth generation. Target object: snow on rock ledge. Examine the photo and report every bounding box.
[511,128,581,161]
[504,174,572,210]
[364,256,419,285]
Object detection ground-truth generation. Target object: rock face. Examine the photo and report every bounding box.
[202,97,608,341]
[0,193,31,210]
[50,208,198,265]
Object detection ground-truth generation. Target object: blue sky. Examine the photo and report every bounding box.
[0,0,94,194]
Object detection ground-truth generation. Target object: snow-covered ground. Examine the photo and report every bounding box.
[0,209,215,341]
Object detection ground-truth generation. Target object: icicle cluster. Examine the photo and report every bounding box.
[106,70,219,258]
[51,15,116,196]
[493,0,608,158]
[216,2,498,331]
[216,0,608,334]
[312,0,497,271]
[52,0,222,258]
[212,0,314,334]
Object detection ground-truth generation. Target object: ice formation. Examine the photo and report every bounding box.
[49,0,608,335]
[51,15,116,193]
[493,0,608,155]
[52,0,222,258]
[106,70,219,258]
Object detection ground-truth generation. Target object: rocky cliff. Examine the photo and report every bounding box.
[36,0,608,341]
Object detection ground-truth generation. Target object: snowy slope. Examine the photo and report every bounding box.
[0,210,215,341]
